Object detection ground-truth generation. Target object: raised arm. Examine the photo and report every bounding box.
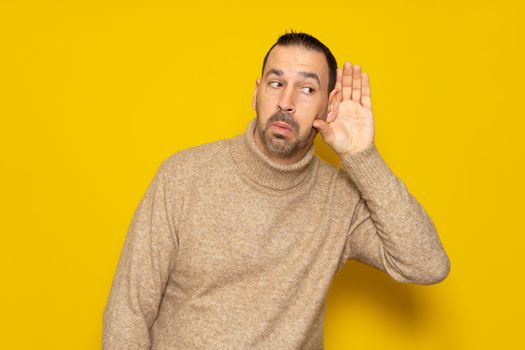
[341,144,450,284]
[315,62,450,284]
[102,160,178,348]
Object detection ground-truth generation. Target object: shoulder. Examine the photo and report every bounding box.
[158,137,232,177]
[315,156,361,196]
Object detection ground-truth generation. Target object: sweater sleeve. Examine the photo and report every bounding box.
[102,160,178,349]
[340,143,450,285]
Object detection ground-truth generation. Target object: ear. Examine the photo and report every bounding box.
[326,87,340,123]
[252,79,260,110]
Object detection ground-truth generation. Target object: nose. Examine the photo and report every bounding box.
[277,86,295,113]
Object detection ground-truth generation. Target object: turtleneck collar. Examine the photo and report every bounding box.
[229,118,319,191]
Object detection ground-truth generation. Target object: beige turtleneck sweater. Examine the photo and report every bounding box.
[102,118,450,349]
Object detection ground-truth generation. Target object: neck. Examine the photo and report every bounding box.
[229,118,318,191]
[253,125,313,166]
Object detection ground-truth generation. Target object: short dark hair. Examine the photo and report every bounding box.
[261,30,338,95]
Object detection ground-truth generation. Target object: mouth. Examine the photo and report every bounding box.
[271,121,294,134]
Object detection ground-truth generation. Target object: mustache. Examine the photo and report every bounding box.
[266,112,300,134]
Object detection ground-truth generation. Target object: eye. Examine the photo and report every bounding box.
[301,87,315,95]
[269,81,283,88]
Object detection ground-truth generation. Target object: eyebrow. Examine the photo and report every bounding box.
[265,68,321,88]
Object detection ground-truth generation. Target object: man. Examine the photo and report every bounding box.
[102,31,450,349]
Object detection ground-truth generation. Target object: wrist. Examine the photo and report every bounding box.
[339,142,375,159]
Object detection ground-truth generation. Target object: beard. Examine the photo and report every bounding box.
[256,108,317,159]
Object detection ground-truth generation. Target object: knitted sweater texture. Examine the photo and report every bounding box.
[102,118,450,349]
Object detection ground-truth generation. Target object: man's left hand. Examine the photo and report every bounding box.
[313,62,375,157]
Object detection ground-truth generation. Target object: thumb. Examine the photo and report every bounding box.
[312,119,333,140]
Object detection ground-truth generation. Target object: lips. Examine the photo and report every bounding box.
[272,121,293,132]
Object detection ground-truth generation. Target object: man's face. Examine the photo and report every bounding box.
[252,45,338,160]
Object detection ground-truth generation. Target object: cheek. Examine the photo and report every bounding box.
[257,95,279,115]
[297,95,326,111]
[297,99,326,121]
[263,85,281,97]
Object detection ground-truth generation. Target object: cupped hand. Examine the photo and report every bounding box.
[313,62,375,157]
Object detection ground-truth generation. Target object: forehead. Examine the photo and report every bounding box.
[264,46,328,86]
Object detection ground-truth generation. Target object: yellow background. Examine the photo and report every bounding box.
[1,0,523,349]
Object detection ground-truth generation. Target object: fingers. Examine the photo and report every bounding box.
[351,65,361,103]
[361,72,372,110]
[335,68,343,103]
[339,61,371,109]
[341,62,364,102]
[341,62,353,101]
